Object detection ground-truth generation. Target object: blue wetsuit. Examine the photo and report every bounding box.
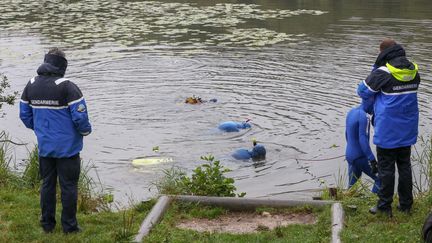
[232,144,266,161]
[218,121,251,132]
[345,106,380,193]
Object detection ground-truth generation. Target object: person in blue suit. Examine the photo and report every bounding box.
[20,48,91,233]
[345,105,381,193]
[232,139,266,161]
[218,120,251,132]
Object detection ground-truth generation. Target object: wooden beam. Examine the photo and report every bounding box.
[173,195,333,210]
[134,195,173,242]
[331,202,344,243]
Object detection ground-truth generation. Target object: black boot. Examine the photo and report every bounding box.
[397,205,411,214]
[369,206,393,217]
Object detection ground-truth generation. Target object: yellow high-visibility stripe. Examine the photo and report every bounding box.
[386,62,418,82]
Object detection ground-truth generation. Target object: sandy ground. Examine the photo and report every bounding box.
[176,211,316,234]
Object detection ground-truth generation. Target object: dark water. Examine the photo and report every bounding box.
[1,0,431,202]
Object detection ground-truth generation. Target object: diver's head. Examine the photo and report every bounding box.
[241,121,251,129]
[251,144,266,161]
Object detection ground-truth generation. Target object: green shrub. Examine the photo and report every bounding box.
[182,155,243,197]
[155,155,245,197]
[0,73,17,111]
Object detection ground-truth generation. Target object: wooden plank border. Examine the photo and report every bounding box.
[134,195,173,242]
[331,202,344,243]
[134,195,344,243]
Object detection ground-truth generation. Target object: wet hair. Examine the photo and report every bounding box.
[379,38,397,52]
[47,47,66,58]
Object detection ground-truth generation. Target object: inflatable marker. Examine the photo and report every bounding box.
[132,156,174,166]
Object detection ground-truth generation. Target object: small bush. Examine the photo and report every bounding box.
[0,73,18,111]
[182,155,241,197]
[155,155,245,197]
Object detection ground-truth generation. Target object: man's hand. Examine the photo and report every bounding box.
[370,160,378,174]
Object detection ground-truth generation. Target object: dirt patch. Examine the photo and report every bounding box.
[176,211,316,234]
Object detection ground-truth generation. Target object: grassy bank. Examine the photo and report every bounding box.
[339,136,432,242]
[0,133,153,242]
[340,189,430,242]
[0,187,153,242]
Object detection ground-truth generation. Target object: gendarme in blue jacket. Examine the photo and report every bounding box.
[20,54,92,158]
[357,44,420,149]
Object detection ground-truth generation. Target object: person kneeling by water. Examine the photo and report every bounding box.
[345,105,381,193]
[218,119,251,132]
[232,139,266,161]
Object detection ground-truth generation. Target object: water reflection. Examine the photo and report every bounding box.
[0,0,326,49]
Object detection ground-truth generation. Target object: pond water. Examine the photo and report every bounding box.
[1,0,431,202]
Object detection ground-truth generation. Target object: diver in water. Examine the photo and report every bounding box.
[345,104,381,193]
[232,139,266,161]
[185,95,217,104]
[218,119,251,132]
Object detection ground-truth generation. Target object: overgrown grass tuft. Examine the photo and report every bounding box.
[113,210,136,242]
[77,161,112,213]
[412,136,432,196]
[22,146,40,189]
[0,132,23,188]
[153,166,188,195]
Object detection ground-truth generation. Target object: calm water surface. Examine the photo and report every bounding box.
[1,0,431,202]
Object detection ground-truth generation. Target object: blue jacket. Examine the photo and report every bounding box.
[20,54,92,158]
[345,106,375,162]
[357,44,420,149]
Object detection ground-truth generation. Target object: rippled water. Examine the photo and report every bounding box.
[1,0,431,202]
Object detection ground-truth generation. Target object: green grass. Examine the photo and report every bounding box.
[339,136,432,243]
[0,187,153,243]
[340,189,430,242]
[144,202,332,243]
[0,136,153,242]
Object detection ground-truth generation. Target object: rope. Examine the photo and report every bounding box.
[0,131,28,146]
[0,139,28,146]
[294,154,345,162]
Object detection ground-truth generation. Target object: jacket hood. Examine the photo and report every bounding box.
[374,44,406,67]
[37,54,68,76]
[386,62,418,81]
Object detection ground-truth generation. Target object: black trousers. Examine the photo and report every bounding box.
[39,154,81,232]
[376,146,413,211]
